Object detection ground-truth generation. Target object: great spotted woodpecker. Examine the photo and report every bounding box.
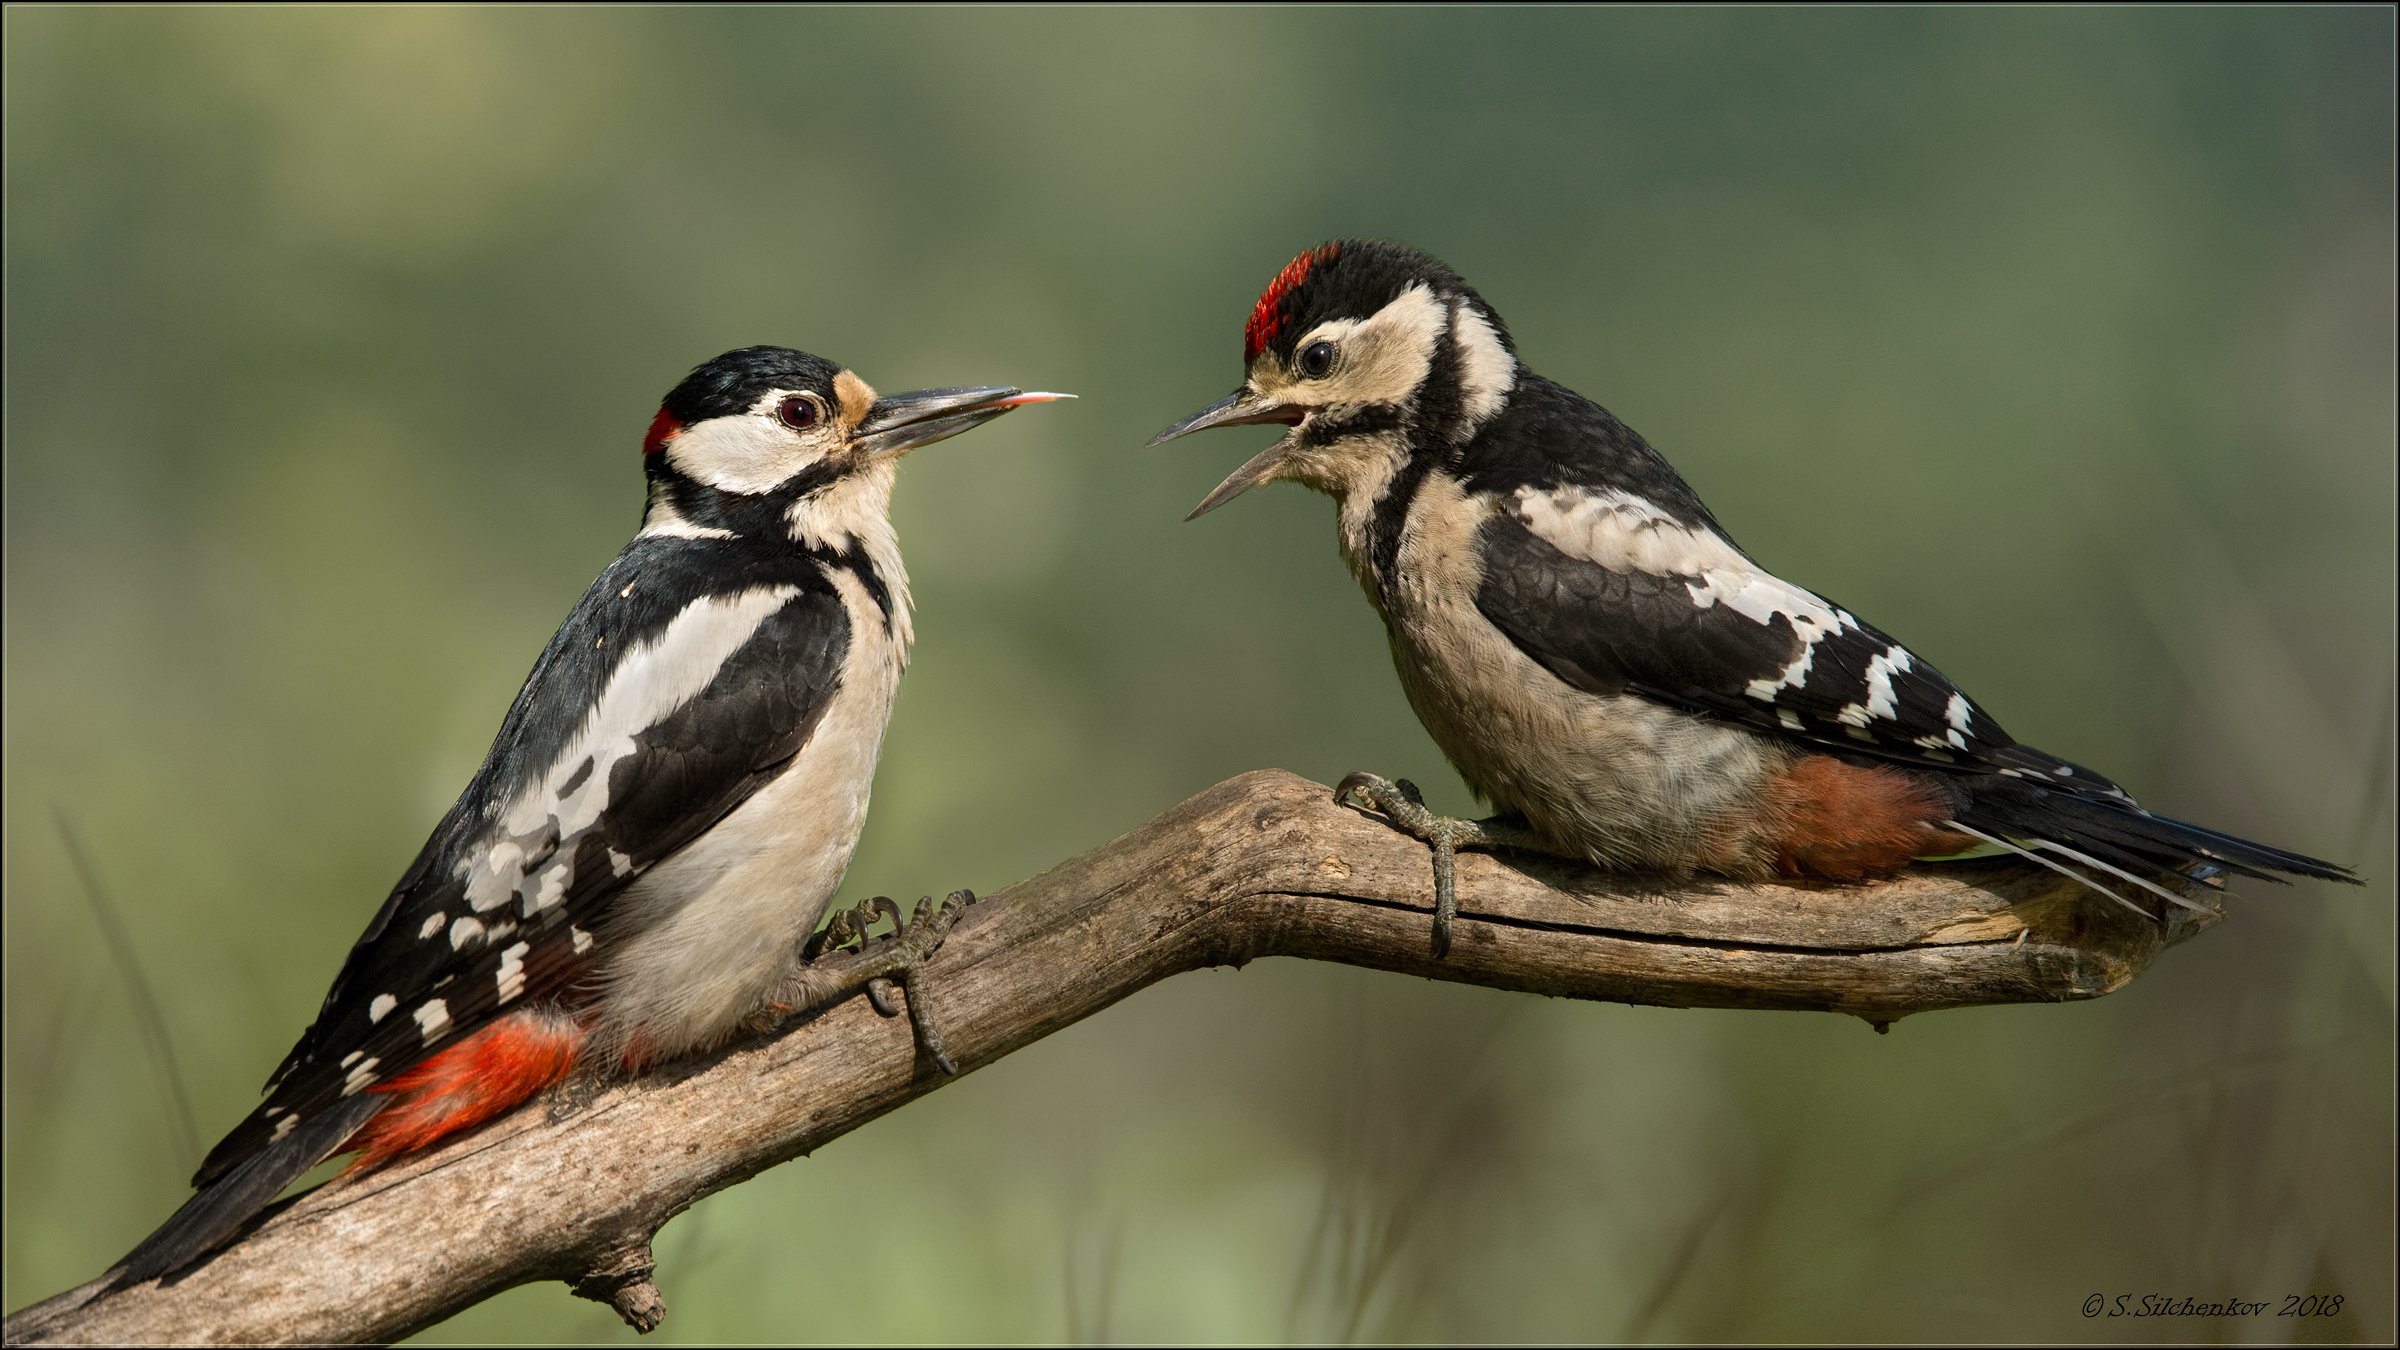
[1152,240,2358,955]
[107,347,1068,1285]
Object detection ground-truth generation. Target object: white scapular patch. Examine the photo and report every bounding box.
[1514,486,1753,577]
[413,998,452,1043]
[496,941,531,1004]
[369,993,397,1024]
[342,1057,381,1097]
[449,915,486,951]
[1449,299,1517,427]
[419,912,446,941]
[662,395,832,495]
[461,586,805,913]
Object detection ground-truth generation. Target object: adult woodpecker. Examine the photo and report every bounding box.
[1152,240,2358,955]
[107,346,1069,1286]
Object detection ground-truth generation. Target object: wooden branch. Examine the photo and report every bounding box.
[4,769,2215,1346]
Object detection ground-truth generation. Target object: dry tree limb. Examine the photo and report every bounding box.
[4,769,2215,1346]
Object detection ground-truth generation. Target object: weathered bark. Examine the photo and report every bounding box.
[3,769,2214,1346]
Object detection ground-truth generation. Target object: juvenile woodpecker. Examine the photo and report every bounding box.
[1153,240,2358,954]
[109,347,1068,1285]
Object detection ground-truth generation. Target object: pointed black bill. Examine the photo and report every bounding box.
[857,387,1073,457]
[1144,387,1302,447]
[1148,387,1308,520]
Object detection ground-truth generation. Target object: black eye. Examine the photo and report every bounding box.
[1297,340,1336,379]
[775,395,821,431]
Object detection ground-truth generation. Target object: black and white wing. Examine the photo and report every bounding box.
[1470,487,2126,793]
[195,536,852,1186]
[1469,487,2357,888]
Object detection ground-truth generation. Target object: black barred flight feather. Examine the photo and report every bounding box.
[1467,492,2355,888]
[1468,506,2072,788]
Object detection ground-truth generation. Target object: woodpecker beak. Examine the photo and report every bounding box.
[1147,387,1309,520]
[855,387,1073,458]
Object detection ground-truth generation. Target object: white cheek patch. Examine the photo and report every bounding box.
[1450,301,1516,426]
[663,412,828,495]
[1316,285,1447,408]
[1513,486,1752,576]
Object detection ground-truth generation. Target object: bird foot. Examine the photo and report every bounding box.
[767,890,977,1075]
[1333,773,1540,959]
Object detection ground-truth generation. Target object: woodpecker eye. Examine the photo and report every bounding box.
[1297,340,1336,380]
[774,395,823,431]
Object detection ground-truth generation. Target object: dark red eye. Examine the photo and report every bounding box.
[775,395,821,430]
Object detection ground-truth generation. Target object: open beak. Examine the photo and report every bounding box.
[856,386,1073,458]
[1146,387,1308,520]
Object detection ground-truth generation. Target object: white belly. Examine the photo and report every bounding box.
[591,566,902,1063]
[1359,473,1781,874]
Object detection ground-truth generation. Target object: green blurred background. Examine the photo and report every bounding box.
[6,7,2392,1342]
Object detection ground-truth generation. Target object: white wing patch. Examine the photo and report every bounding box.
[455,586,804,915]
[1507,484,2001,752]
[369,993,397,1024]
[1514,485,1753,578]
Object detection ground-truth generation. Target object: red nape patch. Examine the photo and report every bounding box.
[1766,756,1977,881]
[642,407,683,459]
[341,1010,584,1175]
[1244,242,1341,363]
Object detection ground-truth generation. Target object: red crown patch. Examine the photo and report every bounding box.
[642,407,683,458]
[1244,243,1341,363]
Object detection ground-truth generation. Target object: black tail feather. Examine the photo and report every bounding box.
[1960,776,2362,903]
[101,1095,383,1290]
